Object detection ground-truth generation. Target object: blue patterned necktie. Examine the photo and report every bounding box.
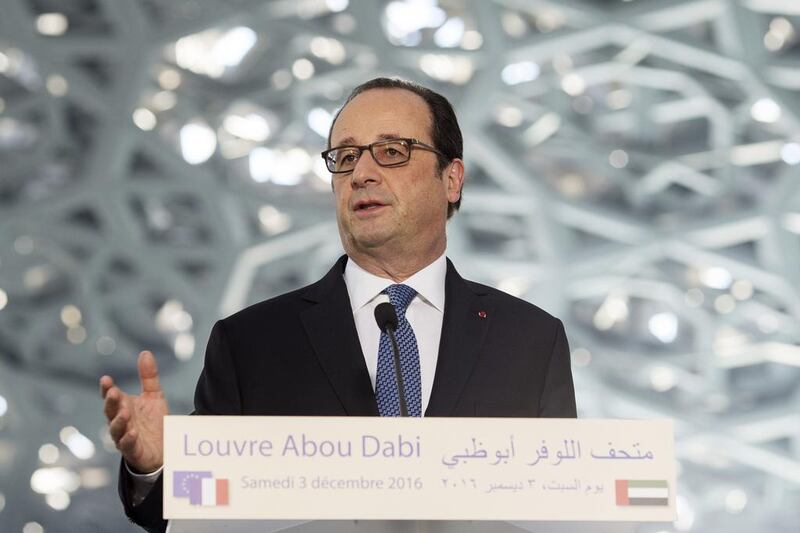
[375,284,422,417]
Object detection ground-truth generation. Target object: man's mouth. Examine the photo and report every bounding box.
[354,201,385,211]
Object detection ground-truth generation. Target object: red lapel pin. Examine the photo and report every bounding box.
[478,310,487,318]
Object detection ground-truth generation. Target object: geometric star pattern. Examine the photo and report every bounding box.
[0,0,798,531]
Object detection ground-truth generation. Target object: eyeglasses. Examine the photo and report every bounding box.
[321,138,445,174]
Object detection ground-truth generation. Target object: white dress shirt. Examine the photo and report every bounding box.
[343,253,446,415]
[127,253,447,502]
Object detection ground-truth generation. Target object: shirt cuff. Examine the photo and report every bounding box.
[124,461,164,479]
[124,461,163,506]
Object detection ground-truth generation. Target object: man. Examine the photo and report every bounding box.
[100,77,576,533]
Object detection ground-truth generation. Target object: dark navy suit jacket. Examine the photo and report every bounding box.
[119,256,577,532]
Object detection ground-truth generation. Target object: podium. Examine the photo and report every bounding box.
[168,520,642,532]
[163,417,675,532]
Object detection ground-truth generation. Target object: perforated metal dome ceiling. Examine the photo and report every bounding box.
[0,0,799,531]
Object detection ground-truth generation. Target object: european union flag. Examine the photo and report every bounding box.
[173,471,212,505]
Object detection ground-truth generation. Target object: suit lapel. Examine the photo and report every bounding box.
[425,259,491,416]
[299,256,379,416]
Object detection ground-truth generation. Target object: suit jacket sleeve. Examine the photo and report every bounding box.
[538,319,577,418]
[118,320,239,533]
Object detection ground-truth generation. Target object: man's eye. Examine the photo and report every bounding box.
[337,151,358,164]
[380,145,406,158]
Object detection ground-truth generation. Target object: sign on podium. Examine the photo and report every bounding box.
[164,417,676,532]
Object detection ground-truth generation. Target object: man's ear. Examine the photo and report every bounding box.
[445,159,465,203]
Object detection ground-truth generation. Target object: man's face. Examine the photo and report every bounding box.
[329,88,462,261]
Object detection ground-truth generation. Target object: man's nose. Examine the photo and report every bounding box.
[351,149,382,187]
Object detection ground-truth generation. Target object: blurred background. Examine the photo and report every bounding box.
[0,0,799,531]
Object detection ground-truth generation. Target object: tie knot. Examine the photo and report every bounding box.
[384,284,417,315]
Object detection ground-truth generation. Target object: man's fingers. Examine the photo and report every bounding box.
[138,351,163,395]
[118,428,140,458]
[99,375,114,399]
[108,408,130,444]
[103,387,124,422]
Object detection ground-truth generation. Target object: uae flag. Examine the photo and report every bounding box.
[615,480,669,506]
[200,477,230,506]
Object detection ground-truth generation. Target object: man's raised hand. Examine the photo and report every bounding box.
[100,351,168,474]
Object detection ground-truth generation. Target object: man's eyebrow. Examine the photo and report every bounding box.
[333,133,404,146]
[335,136,356,146]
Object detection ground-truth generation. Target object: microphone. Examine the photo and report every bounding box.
[374,302,409,417]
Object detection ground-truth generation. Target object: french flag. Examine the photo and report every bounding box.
[200,477,229,506]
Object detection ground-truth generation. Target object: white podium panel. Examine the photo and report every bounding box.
[167,520,643,533]
[165,417,676,523]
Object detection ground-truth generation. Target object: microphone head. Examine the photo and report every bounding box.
[374,302,398,333]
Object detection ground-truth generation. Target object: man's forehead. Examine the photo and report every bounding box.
[330,88,432,144]
[336,132,403,146]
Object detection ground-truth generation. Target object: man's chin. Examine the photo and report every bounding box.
[353,234,393,250]
[345,227,398,252]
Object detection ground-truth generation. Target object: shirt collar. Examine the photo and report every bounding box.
[344,253,447,313]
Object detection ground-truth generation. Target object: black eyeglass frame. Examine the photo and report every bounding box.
[320,138,446,174]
